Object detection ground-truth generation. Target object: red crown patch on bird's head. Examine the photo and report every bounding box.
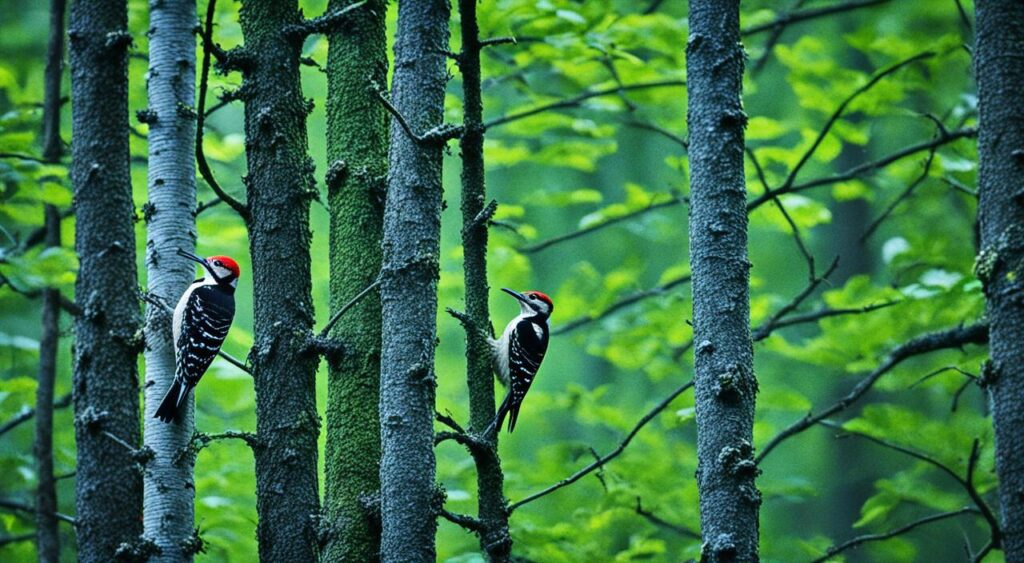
[207,255,241,279]
[524,291,553,308]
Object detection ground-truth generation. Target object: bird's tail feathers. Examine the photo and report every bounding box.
[154,378,191,424]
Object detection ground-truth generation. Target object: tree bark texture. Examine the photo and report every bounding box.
[378,0,450,560]
[68,0,144,558]
[456,0,511,559]
[142,0,199,559]
[976,0,1024,557]
[35,1,66,560]
[322,0,388,560]
[238,1,320,560]
[685,1,760,561]
[35,206,61,563]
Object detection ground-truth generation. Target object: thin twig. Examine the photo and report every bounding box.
[750,0,807,73]
[861,147,938,241]
[747,147,817,278]
[439,509,484,532]
[318,278,381,338]
[552,273,691,336]
[742,0,893,36]
[0,393,71,439]
[780,52,935,194]
[0,499,76,525]
[810,507,978,563]
[635,497,701,539]
[196,0,249,220]
[624,120,688,150]
[751,258,839,341]
[375,90,463,144]
[756,301,900,340]
[508,379,694,512]
[747,127,977,211]
[518,193,684,254]
[756,323,988,463]
[284,0,367,40]
[484,80,686,130]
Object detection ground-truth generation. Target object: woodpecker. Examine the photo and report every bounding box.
[486,288,554,435]
[154,249,240,424]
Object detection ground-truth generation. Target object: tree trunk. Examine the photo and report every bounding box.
[321,0,387,560]
[142,0,199,559]
[68,0,144,558]
[685,1,760,560]
[35,205,61,563]
[378,0,450,560]
[976,0,1024,557]
[456,0,511,559]
[237,1,320,560]
[35,2,66,560]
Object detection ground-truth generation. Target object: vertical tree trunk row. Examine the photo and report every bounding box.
[142,0,199,559]
[68,0,144,558]
[322,0,388,559]
[378,0,451,560]
[976,0,1024,557]
[455,0,512,559]
[685,1,760,561]
[237,1,320,560]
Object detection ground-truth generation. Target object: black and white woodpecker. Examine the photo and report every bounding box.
[154,249,240,424]
[486,288,554,436]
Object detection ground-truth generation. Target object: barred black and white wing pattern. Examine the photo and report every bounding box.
[503,318,548,432]
[175,284,235,386]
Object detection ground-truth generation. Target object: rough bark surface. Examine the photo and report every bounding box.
[238,1,320,561]
[35,205,61,563]
[456,0,511,559]
[68,0,144,558]
[35,1,66,560]
[142,0,199,559]
[378,0,450,560]
[976,0,1024,557]
[686,1,760,561]
[322,0,387,560]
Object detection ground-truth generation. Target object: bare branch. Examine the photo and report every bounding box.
[479,36,517,49]
[634,497,701,539]
[861,147,938,241]
[751,258,839,341]
[756,322,989,463]
[781,52,935,193]
[197,0,250,220]
[518,193,684,254]
[318,277,381,338]
[508,379,694,512]
[810,507,978,563]
[747,147,817,278]
[552,273,691,336]
[439,509,484,532]
[375,90,463,144]
[0,152,50,164]
[0,393,71,439]
[742,0,893,36]
[624,120,688,150]
[484,79,686,130]
[0,499,76,525]
[755,300,900,340]
[284,1,368,41]
[747,127,977,211]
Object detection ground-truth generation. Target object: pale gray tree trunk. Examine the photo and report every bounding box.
[686,0,760,560]
[142,0,199,559]
[976,0,1024,557]
[68,0,144,558]
[378,0,450,560]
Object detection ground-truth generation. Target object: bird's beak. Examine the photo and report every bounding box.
[501,287,529,304]
[177,249,209,269]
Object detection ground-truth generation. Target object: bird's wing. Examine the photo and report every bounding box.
[507,319,548,405]
[175,285,234,386]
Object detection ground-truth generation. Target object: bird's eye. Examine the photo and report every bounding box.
[529,295,537,300]
[213,260,222,267]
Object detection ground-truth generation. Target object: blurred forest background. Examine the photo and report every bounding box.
[0,0,995,561]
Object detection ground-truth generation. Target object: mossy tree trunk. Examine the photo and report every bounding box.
[321,0,388,560]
